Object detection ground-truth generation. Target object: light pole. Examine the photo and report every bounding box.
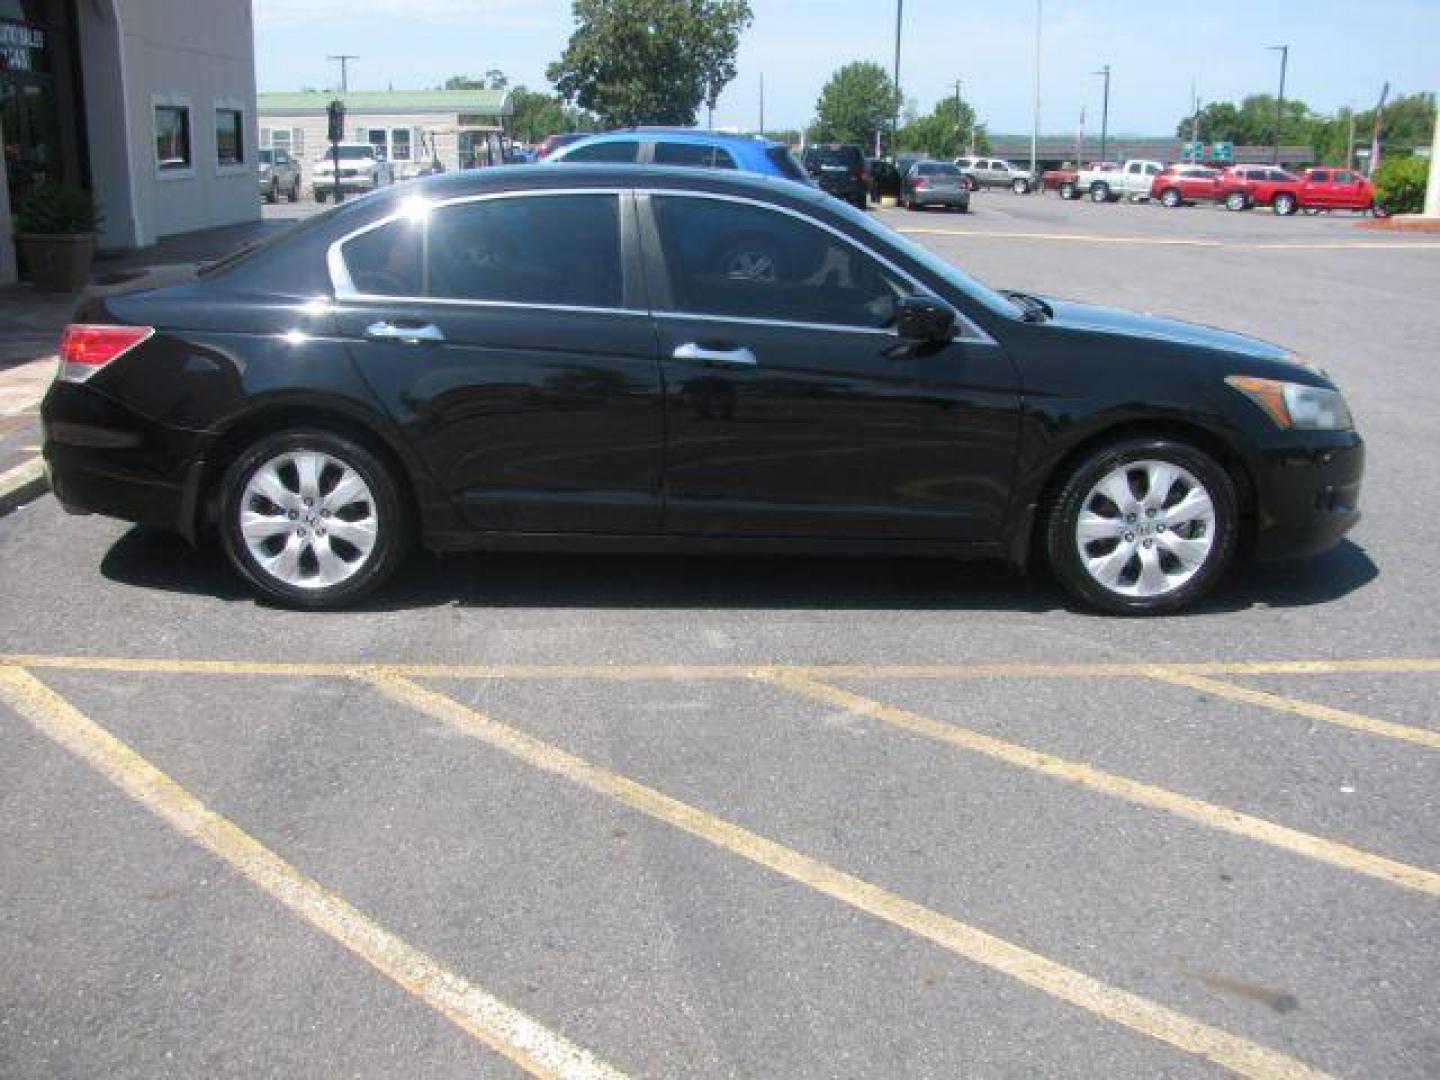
[1267,44,1288,164]
[1094,65,1111,164]
[892,0,904,154]
[1030,0,1042,179]
[953,78,963,156]
[327,54,358,95]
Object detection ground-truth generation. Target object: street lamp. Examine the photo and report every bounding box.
[892,0,904,154]
[1030,0,1042,179]
[953,78,964,156]
[1267,44,1288,164]
[1094,65,1111,164]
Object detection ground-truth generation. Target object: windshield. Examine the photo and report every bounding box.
[828,199,1019,320]
[917,163,960,176]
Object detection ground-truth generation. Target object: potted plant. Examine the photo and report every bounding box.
[13,183,102,293]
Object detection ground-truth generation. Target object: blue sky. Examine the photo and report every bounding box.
[253,0,1438,135]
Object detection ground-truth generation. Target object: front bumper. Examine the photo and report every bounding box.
[42,381,207,541]
[311,175,378,194]
[1252,432,1364,560]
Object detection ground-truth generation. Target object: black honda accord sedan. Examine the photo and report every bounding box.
[42,166,1362,613]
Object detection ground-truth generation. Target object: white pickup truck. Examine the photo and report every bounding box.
[1078,159,1164,203]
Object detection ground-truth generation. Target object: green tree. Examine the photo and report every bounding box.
[443,74,483,91]
[484,69,509,91]
[547,0,753,127]
[897,94,980,158]
[508,85,601,143]
[812,61,900,147]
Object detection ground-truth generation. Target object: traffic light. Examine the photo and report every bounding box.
[326,100,346,145]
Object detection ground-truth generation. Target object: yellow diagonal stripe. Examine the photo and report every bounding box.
[0,665,628,1080]
[361,671,1332,1080]
[762,672,1440,898]
[1145,669,1440,750]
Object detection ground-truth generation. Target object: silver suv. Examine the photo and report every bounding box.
[258,148,301,203]
[954,156,1035,194]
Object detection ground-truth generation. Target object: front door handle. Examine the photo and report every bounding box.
[672,342,757,367]
[365,320,445,344]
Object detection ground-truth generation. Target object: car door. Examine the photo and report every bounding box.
[1331,170,1364,209]
[639,191,1020,541]
[1303,169,1332,208]
[331,189,665,535]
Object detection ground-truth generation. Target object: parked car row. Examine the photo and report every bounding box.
[1042,157,1387,216]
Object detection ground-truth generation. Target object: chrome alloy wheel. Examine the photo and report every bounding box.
[1074,459,1216,598]
[239,450,378,589]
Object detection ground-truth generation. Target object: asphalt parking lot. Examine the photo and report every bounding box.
[2,189,1437,1078]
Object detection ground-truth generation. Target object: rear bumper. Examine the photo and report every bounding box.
[42,382,206,540]
[1252,433,1364,560]
[911,190,970,208]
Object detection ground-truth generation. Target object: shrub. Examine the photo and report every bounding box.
[1373,157,1428,215]
[14,183,102,234]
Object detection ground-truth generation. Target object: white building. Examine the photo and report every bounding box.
[257,89,512,180]
[1,0,260,283]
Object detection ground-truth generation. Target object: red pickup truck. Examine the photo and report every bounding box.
[1220,165,1386,216]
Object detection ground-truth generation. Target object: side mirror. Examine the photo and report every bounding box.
[895,295,957,342]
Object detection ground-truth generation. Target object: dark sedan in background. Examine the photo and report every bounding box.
[43,166,1362,614]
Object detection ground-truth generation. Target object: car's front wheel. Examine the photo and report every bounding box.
[1160,188,1182,208]
[1059,181,1077,200]
[1225,191,1250,212]
[220,429,408,609]
[1011,178,1030,195]
[1273,193,1298,216]
[1046,438,1238,615]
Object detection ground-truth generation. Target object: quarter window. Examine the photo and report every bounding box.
[342,217,424,297]
[426,195,621,307]
[154,104,191,171]
[652,196,908,330]
[216,108,244,166]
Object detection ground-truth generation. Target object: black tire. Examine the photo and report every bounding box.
[1011,177,1031,195]
[1273,193,1298,216]
[1090,182,1112,203]
[219,429,409,610]
[1059,181,1077,200]
[1160,188,1182,208]
[287,179,300,203]
[1045,437,1239,615]
[1225,190,1250,212]
[1371,202,1389,219]
[264,180,277,204]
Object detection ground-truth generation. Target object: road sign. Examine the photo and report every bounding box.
[1181,141,1204,162]
[1210,141,1234,164]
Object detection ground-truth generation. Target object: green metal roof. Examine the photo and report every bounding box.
[257,89,512,116]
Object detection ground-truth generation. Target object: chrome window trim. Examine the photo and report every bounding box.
[655,311,897,337]
[639,187,996,345]
[337,293,650,319]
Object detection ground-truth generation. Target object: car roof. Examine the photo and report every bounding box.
[562,129,786,150]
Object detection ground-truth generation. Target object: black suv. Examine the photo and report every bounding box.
[802,144,869,209]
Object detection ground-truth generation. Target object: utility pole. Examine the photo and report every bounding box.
[1094,65,1111,164]
[759,73,765,137]
[1030,0,1042,180]
[327,54,358,95]
[1267,44,1288,164]
[892,0,903,154]
[1191,82,1201,146]
[953,78,963,156]
[1345,106,1357,170]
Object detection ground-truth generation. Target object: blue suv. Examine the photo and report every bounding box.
[546,129,812,187]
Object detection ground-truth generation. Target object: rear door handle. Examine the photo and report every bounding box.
[671,342,757,367]
[364,320,445,344]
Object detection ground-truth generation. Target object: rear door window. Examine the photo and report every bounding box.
[561,140,639,163]
[426,194,623,308]
[654,142,737,169]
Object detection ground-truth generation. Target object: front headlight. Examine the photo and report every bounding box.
[1225,375,1354,431]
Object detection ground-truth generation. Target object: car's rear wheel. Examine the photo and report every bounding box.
[1059,181,1077,200]
[220,429,408,609]
[1160,188,1182,208]
[1046,438,1238,615]
[1225,191,1250,211]
[1011,178,1030,195]
[1090,182,1112,203]
[1273,193,1298,216]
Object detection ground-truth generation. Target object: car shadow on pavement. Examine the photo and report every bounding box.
[99,528,1378,615]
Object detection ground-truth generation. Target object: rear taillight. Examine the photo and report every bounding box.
[914,177,929,189]
[58,324,154,383]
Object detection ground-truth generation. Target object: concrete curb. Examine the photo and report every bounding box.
[0,456,47,517]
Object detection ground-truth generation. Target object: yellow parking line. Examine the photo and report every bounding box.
[0,666,628,1080]
[362,671,1331,1080]
[895,226,1440,251]
[4,653,1440,680]
[1145,669,1440,750]
[761,672,1440,898]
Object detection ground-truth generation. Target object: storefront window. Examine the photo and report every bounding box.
[216,108,244,166]
[155,104,191,171]
[391,127,411,161]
